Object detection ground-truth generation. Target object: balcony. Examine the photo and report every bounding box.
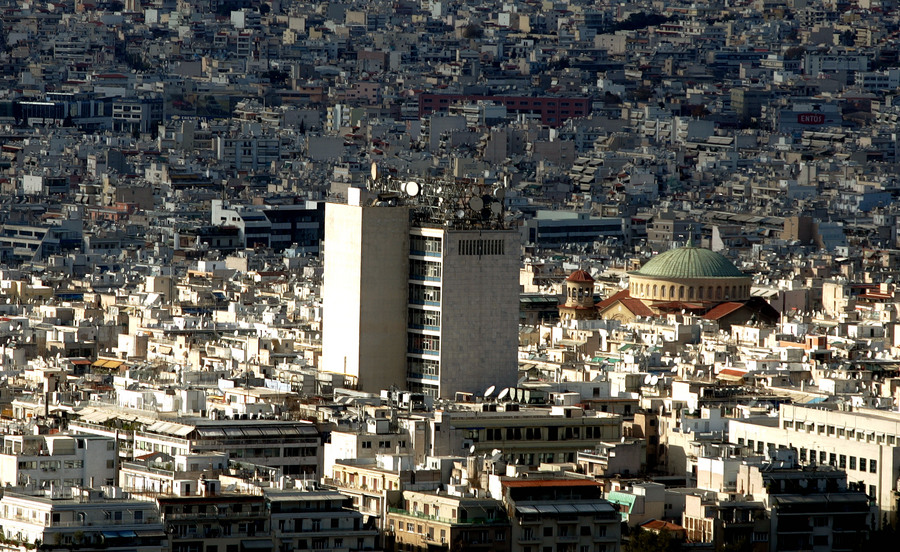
[387,508,505,526]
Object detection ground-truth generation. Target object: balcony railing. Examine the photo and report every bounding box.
[387,508,505,526]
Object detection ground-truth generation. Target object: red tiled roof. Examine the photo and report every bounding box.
[718,368,747,379]
[596,289,630,310]
[597,290,655,317]
[703,301,745,320]
[566,269,594,283]
[641,519,685,532]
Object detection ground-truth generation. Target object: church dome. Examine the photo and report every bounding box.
[633,245,745,279]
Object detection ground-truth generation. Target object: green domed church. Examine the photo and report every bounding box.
[594,243,778,328]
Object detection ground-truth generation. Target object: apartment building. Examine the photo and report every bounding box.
[0,488,164,550]
[728,404,900,525]
[501,479,620,552]
[437,405,622,466]
[387,489,510,551]
[132,419,321,477]
[0,434,118,489]
[267,488,379,552]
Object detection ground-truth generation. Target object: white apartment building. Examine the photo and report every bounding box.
[0,488,163,550]
[728,404,900,525]
[0,434,117,490]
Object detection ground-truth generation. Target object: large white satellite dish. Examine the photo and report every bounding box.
[484,385,496,398]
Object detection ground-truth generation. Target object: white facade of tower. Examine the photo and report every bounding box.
[439,228,519,397]
[321,202,409,391]
[322,200,520,399]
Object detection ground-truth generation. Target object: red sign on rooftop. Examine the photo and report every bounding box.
[797,113,825,125]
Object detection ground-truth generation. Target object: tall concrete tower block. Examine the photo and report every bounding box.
[322,189,520,399]
[321,202,410,391]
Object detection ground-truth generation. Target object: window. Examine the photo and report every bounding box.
[870,459,877,473]
[543,527,553,537]
[850,457,856,470]
[839,455,846,469]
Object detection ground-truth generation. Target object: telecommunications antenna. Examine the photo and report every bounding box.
[497,388,510,400]
[405,181,420,197]
[490,202,502,215]
[468,196,484,211]
[370,162,378,181]
[484,385,496,398]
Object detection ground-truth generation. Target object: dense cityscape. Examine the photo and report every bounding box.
[1,0,900,550]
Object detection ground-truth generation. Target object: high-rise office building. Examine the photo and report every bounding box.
[321,184,519,398]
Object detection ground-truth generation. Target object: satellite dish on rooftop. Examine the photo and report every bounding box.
[455,209,466,219]
[643,374,652,385]
[497,388,510,400]
[484,385,496,398]
[469,444,476,454]
[468,196,484,211]
[490,202,502,215]
[650,375,659,386]
[404,181,420,197]
[370,162,378,181]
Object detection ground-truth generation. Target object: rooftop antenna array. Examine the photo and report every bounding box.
[367,163,509,230]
